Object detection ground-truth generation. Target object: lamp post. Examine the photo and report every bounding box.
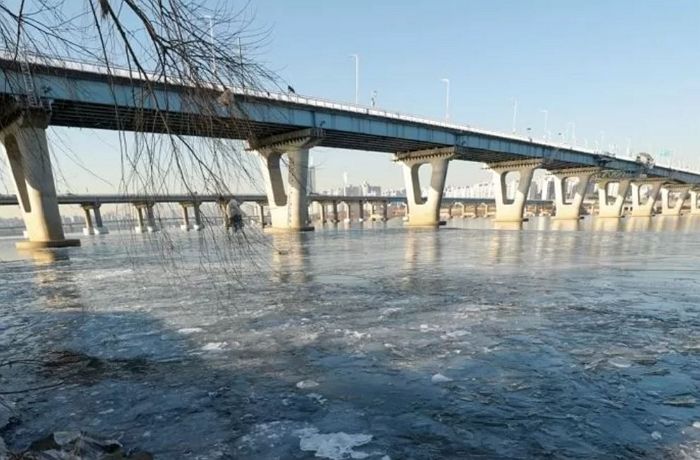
[441,78,450,121]
[350,54,359,104]
[204,15,216,75]
[540,109,549,141]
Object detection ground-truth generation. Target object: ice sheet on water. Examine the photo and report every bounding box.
[295,427,374,460]
[431,373,453,383]
[178,327,203,335]
[201,342,227,351]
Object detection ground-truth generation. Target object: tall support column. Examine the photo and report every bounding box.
[597,179,631,218]
[382,201,388,221]
[82,205,94,236]
[319,203,327,223]
[135,206,145,233]
[488,159,541,222]
[358,200,364,222]
[80,203,108,235]
[219,200,231,228]
[134,203,157,233]
[660,185,690,216]
[397,147,455,227]
[192,203,204,230]
[551,167,598,220]
[92,204,108,234]
[689,190,700,215]
[630,181,664,217]
[180,203,191,231]
[2,112,80,248]
[251,128,323,231]
[258,203,266,228]
[331,200,339,223]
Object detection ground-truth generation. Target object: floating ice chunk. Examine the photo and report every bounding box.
[693,421,700,429]
[201,342,227,351]
[608,357,632,368]
[651,431,662,440]
[178,327,203,335]
[431,373,453,383]
[295,427,373,460]
[307,393,327,404]
[296,380,320,389]
[663,396,697,408]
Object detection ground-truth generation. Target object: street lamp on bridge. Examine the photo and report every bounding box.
[440,78,450,121]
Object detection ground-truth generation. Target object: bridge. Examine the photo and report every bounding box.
[0,193,553,235]
[1,52,699,248]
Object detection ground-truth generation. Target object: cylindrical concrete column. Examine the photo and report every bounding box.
[135,206,145,233]
[358,200,364,222]
[82,205,94,236]
[193,203,204,230]
[181,204,190,231]
[2,113,79,248]
[258,203,265,228]
[332,200,339,223]
[286,147,310,229]
[382,201,388,221]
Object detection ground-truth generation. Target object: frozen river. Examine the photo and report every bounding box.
[2,216,700,459]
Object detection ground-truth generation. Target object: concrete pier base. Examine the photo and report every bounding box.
[630,181,663,217]
[489,159,541,222]
[660,186,689,216]
[2,112,80,248]
[81,203,109,235]
[552,168,598,220]
[253,128,323,231]
[134,203,158,233]
[397,147,454,227]
[689,190,700,215]
[597,179,630,218]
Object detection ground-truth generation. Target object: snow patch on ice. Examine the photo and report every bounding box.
[295,427,373,459]
[296,380,320,389]
[178,327,203,335]
[201,342,227,351]
[431,373,453,383]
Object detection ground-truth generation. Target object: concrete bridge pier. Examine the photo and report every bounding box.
[318,202,327,223]
[552,168,598,220]
[258,203,266,228]
[630,181,663,217]
[331,200,339,224]
[81,203,108,235]
[358,200,365,222]
[689,190,700,215]
[252,128,323,231]
[180,202,204,231]
[134,203,158,233]
[397,147,454,227]
[382,201,388,221]
[218,200,231,228]
[660,185,690,216]
[489,159,541,222]
[2,112,80,249]
[597,179,631,218]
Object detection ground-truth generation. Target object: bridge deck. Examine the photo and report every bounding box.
[1,53,698,184]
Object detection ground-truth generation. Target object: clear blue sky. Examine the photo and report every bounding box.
[2,0,699,210]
